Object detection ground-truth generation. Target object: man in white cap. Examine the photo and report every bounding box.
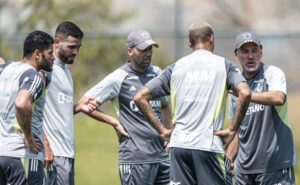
[227,31,297,184]
[82,29,172,185]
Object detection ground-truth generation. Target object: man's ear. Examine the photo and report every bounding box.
[187,39,193,48]
[54,38,61,49]
[33,49,40,60]
[127,48,133,56]
[234,51,239,60]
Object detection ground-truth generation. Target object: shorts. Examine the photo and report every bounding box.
[119,160,170,185]
[0,156,44,185]
[45,156,74,185]
[234,167,295,185]
[170,147,232,185]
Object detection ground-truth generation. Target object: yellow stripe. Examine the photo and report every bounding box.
[208,80,227,126]
[216,153,226,179]
[111,98,120,118]
[275,101,290,127]
[21,158,30,178]
[170,81,177,125]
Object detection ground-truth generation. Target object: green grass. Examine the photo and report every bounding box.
[75,116,120,185]
[74,93,300,184]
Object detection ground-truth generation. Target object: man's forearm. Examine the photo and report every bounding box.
[230,82,251,132]
[161,104,172,129]
[225,133,239,161]
[251,91,285,106]
[134,87,165,135]
[15,104,33,141]
[86,109,119,127]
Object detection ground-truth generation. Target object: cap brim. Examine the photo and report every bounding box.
[136,40,159,50]
[236,40,261,51]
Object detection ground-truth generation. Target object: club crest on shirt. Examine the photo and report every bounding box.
[254,79,263,92]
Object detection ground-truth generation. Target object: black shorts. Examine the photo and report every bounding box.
[234,167,295,185]
[0,156,44,185]
[170,147,232,185]
[119,160,170,185]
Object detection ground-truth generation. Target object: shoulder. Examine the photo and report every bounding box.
[264,64,284,75]
[0,61,12,73]
[149,65,162,75]
[40,70,52,87]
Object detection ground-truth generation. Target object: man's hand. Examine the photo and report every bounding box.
[160,128,173,143]
[18,131,42,154]
[111,119,130,142]
[44,140,54,169]
[214,128,236,146]
[75,96,100,114]
[164,141,170,153]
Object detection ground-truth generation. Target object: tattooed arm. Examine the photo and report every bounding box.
[214,82,251,145]
[15,90,42,154]
[134,86,172,142]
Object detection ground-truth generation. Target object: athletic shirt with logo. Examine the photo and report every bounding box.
[43,57,75,158]
[229,63,297,173]
[0,62,45,161]
[85,62,169,164]
[146,49,245,153]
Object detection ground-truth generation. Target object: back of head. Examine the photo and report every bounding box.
[23,30,54,58]
[55,21,84,41]
[188,21,213,47]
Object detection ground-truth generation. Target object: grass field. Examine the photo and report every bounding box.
[74,93,300,185]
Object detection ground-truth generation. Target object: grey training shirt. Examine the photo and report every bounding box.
[85,61,169,164]
[146,49,245,153]
[43,57,75,158]
[0,62,45,161]
[229,63,297,173]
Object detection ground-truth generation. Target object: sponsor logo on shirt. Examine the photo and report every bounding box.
[58,92,73,104]
[126,76,139,80]
[246,104,265,115]
[146,73,156,77]
[253,79,264,92]
[184,70,216,84]
[129,100,161,112]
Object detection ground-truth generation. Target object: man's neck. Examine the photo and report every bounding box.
[21,57,38,71]
[128,60,147,73]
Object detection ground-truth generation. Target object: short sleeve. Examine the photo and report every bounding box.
[85,69,127,104]
[225,60,246,93]
[0,62,12,75]
[146,63,175,98]
[19,69,44,102]
[265,66,287,95]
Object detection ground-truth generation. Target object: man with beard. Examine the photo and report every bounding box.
[42,22,99,185]
[0,30,54,185]
[82,29,172,185]
[227,32,297,185]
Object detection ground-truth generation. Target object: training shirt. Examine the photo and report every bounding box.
[146,49,245,153]
[85,61,169,164]
[0,61,45,161]
[43,57,75,158]
[229,63,297,173]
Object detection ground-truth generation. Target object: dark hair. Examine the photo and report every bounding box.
[23,30,54,58]
[55,21,84,40]
[188,21,213,47]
